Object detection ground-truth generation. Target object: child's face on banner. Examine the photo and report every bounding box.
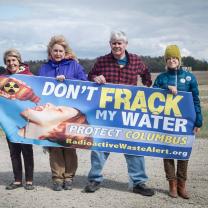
[21,103,78,126]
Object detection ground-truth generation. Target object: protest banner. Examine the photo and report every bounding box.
[0,74,196,159]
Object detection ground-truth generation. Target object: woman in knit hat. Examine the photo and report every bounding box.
[153,45,203,199]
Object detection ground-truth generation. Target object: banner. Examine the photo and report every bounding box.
[0,74,196,159]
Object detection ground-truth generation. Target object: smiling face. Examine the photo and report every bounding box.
[50,44,66,62]
[110,40,127,60]
[166,57,180,70]
[21,103,78,126]
[5,56,20,74]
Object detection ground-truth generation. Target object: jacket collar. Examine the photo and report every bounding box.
[6,64,31,75]
[48,59,70,68]
[167,67,183,75]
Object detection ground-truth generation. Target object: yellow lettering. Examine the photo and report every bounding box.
[114,89,131,110]
[131,91,147,112]
[181,137,187,145]
[99,88,115,108]
[155,134,165,142]
[148,92,165,115]
[164,94,183,116]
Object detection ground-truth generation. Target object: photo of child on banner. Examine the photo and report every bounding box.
[18,103,92,149]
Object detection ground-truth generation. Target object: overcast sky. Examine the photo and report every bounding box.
[0,0,208,66]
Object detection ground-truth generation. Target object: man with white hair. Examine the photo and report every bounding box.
[84,31,154,196]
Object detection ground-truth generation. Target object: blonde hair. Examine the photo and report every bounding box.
[3,48,22,64]
[47,35,78,61]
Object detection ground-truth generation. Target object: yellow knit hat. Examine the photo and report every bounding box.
[164,45,181,63]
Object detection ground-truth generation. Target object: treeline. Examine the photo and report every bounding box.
[0,56,207,75]
[141,56,208,73]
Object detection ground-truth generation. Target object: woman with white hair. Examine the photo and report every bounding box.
[2,48,35,191]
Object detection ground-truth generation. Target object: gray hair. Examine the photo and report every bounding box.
[3,48,22,64]
[110,31,128,43]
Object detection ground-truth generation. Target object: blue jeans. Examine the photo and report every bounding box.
[88,151,148,187]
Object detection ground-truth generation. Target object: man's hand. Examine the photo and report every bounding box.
[93,75,106,84]
[56,75,65,81]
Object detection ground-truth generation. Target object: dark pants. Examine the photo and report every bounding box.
[7,139,34,182]
[164,159,188,181]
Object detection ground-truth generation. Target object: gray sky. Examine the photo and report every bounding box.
[0,0,208,66]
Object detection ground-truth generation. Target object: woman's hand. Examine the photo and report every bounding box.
[56,75,65,81]
[193,127,200,134]
[168,85,177,95]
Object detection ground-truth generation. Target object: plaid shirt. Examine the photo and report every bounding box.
[88,51,152,86]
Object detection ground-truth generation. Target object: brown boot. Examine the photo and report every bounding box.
[177,180,189,199]
[168,180,177,198]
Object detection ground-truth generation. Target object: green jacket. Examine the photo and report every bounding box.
[153,68,203,128]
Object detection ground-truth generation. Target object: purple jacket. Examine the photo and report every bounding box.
[38,59,87,81]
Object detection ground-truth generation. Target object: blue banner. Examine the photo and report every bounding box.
[0,74,196,159]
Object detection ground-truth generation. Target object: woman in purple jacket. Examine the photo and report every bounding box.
[38,35,87,191]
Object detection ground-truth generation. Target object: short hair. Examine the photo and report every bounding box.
[110,31,128,43]
[47,35,77,60]
[3,48,22,64]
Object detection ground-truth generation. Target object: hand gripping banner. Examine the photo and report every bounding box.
[0,74,196,160]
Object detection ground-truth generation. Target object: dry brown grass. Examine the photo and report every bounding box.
[138,71,208,86]
[192,71,208,85]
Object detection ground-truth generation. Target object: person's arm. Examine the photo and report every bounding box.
[88,60,101,81]
[152,76,161,88]
[88,59,106,84]
[190,75,203,131]
[38,65,44,76]
[139,61,152,87]
[75,63,87,81]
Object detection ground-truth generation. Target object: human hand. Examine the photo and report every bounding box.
[168,86,177,95]
[193,127,200,134]
[56,75,65,81]
[93,75,106,84]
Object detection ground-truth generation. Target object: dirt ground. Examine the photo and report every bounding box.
[0,137,207,208]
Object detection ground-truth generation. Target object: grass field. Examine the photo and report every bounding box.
[198,84,207,138]
[198,104,208,138]
[150,71,208,85]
